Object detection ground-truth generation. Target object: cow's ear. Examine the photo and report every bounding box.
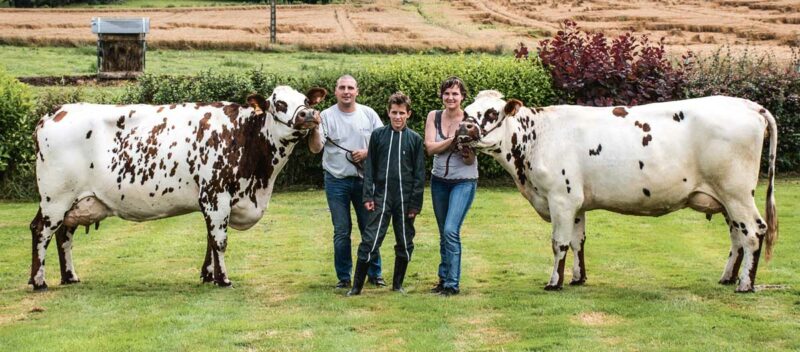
[305,87,327,107]
[247,94,269,115]
[504,99,523,116]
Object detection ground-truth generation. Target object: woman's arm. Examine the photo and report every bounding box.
[424,110,455,156]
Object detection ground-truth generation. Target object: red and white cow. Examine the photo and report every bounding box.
[29,85,326,290]
[456,91,778,292]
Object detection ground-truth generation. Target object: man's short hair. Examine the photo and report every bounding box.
[439,76,469,100]
[336,74,357,88]
[387,91,412,113]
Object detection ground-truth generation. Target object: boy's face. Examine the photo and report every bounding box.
[388,104,411,131]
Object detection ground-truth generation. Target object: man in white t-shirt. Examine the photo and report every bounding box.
[309,75,385,289]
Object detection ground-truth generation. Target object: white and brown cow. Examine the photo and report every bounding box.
[457,91,778,292]
[29,85,326,290]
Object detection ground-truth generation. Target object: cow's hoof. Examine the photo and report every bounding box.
[60,278,81,285]
[735,286,755,293]
[28,277,34,285]
[214,280,233,288]
[569,279,586,286]
[543,284,562,291]
[718,278,737,285]
[32,282,49,292]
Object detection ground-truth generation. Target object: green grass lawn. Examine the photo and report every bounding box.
[0,180,798,351]
[0,45,409,78]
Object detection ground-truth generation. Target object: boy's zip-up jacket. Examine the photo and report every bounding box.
[363,125,426,212]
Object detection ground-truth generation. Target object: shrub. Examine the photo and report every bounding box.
[537,20,693,106]
[0,69,36,181]
[683,47,800,172]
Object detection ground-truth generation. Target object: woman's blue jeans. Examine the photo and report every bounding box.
[431,177,477,290]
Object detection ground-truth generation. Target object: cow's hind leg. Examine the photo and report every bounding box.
[200,192,232,287]
[55,225,80,285]
[569,212,587,285]
[545,200,579,291]
[723,199,767,293]
[200,236,215,283]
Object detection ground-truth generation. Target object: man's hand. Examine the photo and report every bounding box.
[407,208,419,219]
[351,149,368,163]
[364,201,375,212]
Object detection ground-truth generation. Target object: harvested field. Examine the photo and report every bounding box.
[0,0,797,57]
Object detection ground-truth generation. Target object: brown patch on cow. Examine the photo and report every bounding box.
[223,104,240,123]
[157,106,165,113]
[116,115,125,129]
[643,188,651,197]
[612,107,628,117]
[509,132,527,185]
[673,111,685,122]
[169,104,177,110]
[53,111,68,122]
[197,113,212,141]
[211,102,225,108]
[634,121,650,132]
[275,100,288,114]
[642,134,652,146]
[86,130,92,139]
[639,161,644,169]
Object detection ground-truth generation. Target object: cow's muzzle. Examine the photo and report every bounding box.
[455,121,481,144]
[293,108,320,130]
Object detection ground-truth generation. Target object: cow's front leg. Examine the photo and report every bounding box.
[200,238,215,283]
[200,192,233,287]
[544,201,578,291]
[569,213,587,285]
[55,225,81,285]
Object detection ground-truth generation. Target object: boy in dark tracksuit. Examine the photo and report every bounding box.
[348,92,426,295]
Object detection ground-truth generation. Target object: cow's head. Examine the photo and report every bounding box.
[248,85,327,131]
[456,90,520,148]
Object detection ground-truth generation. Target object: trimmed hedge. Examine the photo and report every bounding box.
[121,55,558,186]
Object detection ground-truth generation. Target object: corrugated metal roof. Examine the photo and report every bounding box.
[91,17,149,34]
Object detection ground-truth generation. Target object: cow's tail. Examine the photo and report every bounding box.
[760,107,778,262]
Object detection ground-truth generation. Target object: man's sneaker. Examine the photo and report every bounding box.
[430,280,444,293]
[439,287,460,296]
[335,280,351,289]
[368,276,387,287]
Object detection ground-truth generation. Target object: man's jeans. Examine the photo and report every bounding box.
[431,177,477,290]
[324,171,381,281]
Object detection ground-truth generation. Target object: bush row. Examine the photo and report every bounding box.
[3,45,799,200]
[121,55,557,186]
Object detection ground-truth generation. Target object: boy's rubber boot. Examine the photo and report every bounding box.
[347,260,370,296]
[392,257,409,292]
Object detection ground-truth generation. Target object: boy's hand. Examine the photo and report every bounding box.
[407,208,419,219]
[364,201,375,211]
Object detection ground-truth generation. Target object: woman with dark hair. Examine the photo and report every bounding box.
[424,76,478,296]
